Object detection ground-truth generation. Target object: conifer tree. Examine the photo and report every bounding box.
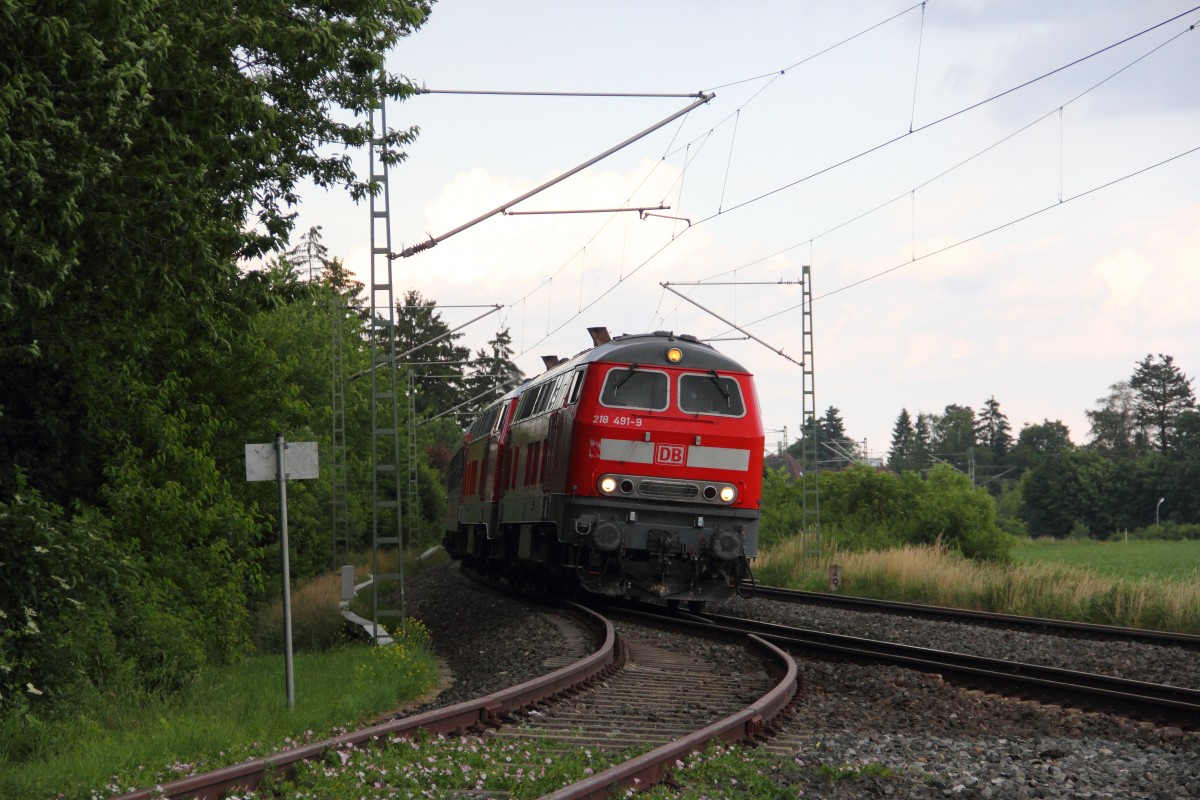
[467,329,525,414]
[888,409,915,471]
[974,396,1013,460]
[1129,353,1196,453]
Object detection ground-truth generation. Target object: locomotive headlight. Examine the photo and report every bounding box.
[598,476,618,495]
[719,485,737,503]
[666,346,683,363]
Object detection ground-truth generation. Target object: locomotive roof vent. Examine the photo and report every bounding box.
[587,326,611,346]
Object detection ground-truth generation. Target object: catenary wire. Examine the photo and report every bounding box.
[659,15,1195,329]
[694,4,1200,225]
[502,6,1197,362]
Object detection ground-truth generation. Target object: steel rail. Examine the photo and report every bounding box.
[539,630,798,800]
[696,610,1200,727]
[111,603,616,800]
[748,584,1200,649]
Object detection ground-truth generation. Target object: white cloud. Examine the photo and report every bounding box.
[285,2,1200,459]
[1094,249,1153,308]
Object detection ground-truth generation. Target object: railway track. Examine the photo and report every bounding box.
[492,619,796,799]
[645,605,1200,728]
[109,603,618,800]
[747,584,1200,650]
[109,597,797,799]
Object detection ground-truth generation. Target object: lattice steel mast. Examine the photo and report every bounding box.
[800,265,821,576]
[331,291,350,560]
[368,87,404,640]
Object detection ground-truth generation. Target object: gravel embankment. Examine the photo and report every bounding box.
[402,562,578,710]
[709,593,1200,688]
[406,565,1200,798]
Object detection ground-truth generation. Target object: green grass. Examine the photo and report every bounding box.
[1012,538,1200,581]
[2,635,440,800]
[285,731,635,798]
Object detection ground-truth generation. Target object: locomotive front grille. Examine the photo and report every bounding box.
[638,479,699,499]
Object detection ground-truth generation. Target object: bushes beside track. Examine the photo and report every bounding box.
[761,463,1012,562]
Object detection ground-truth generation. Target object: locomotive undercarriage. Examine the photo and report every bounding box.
[565,496,758,603]
[443,495,759,604]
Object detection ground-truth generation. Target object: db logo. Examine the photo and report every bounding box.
[654,444,685,466]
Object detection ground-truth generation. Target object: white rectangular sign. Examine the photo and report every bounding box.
[245,441,319,481]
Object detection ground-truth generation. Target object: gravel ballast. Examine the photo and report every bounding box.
[404,564,1200,798]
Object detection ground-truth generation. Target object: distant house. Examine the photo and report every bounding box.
[764,452,803,479]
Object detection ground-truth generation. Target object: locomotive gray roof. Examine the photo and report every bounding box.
[476,332,751,417]
[559,331,750,374]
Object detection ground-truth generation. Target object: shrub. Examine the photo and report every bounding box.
[0,482,132,719]
[253,571,354,653]
[780,464,1013,562]
[1132,521,1200,541]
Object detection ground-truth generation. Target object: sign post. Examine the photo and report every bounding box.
[246,435,318,709]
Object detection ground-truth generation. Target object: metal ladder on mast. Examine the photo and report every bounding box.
[800,265,821,578]
[406,370,419,552]
[368,87,405,641]
[331,293,350,559]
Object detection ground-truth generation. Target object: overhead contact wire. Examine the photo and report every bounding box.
[909,1,927,132]
[704,1,927,92]
[500,2,930,348]
[738,144,1200,327]
[695,4,1200,226]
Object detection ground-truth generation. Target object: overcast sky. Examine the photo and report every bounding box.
[291,0,1200,459]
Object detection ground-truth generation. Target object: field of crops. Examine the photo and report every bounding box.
[1012,538,1200,581]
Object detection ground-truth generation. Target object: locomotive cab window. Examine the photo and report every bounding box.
[599,366,668,411]
[679,372,745,417]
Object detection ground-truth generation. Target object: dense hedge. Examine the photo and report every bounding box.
[761,464,1012,562]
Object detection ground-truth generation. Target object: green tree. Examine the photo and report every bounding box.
[887,409,915,472]
[1086,381,1140,458]
[1162,410,1200,524]
[911,413,934,472]
[0,0,433,716]
[2,0,431,493]
[286,225,332,282]
[974,395,1013,461]
[322,256,366,302]
[1008,419,1073,473]
[932,404,976,463]
[393,290,472,418]
[1129,353,1196,453]
[819,406,857,469]
[467,329,525,415]
[1020,449,1116,538]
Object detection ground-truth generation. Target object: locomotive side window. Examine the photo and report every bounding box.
[534,375,562,415]
[567,367,587,405]
[513,384,543,421]
[467,404,500,439]
[679,372,746,417]
[547,371,573,410]
[599,366,669,411]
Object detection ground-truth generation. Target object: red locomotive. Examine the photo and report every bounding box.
[443,328,763,606]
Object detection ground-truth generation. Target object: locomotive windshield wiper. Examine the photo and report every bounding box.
[707,369,731,408]
[613,363,640,397]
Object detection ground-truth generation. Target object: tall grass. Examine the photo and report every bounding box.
[756,542,1200,634]
[254,569,357,652]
